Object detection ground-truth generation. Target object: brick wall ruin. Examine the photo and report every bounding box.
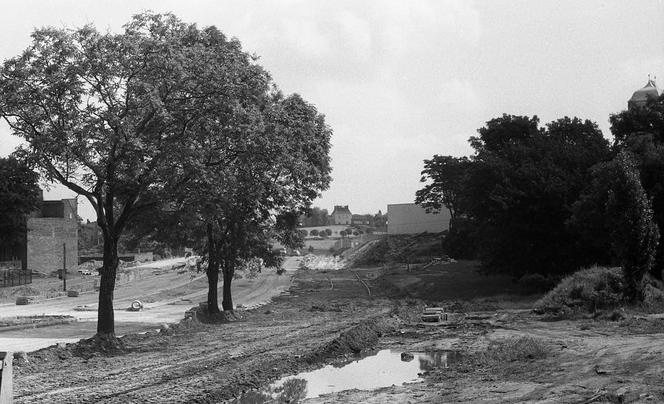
[27,217,78,273]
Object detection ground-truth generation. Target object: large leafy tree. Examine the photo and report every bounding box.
[573,151,659,301]
[418,115,611,276]
[610,93,664,277]
[416,155,471,229]
[0,157,41,256]
[469,116,610,276]
[180,93,332,313]
[0,13,270,340]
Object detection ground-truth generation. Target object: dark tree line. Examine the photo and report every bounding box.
[418,99,664,300]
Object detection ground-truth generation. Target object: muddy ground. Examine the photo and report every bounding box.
[11,262,664,403]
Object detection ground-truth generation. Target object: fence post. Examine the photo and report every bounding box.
[63,243,67,292]
[0,351,12,404]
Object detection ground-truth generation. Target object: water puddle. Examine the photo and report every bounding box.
[233,349,461,403]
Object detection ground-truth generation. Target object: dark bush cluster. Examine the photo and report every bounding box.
[533,266,625,317]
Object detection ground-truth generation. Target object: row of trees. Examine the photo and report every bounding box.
[417,95,664,300]
[0,13,331,341]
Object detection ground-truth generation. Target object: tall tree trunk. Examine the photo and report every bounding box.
[206,262,220,314]
[206,223,220,314]
[222,262,234,311]
[97,235,119,336]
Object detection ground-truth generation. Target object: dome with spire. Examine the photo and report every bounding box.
[628,76,661,109]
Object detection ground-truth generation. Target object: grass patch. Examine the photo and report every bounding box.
[533,266,625,318]
[483,336,549,363]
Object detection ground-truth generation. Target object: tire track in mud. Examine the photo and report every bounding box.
[352,271,372,297]
[15,302,395,403]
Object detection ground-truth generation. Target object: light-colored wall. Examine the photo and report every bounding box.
[332,213,352,225]
[387,203,450,235]
[27,217,78,272]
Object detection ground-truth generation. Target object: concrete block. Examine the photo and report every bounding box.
[421,313,442,322]
[15,297,29,306]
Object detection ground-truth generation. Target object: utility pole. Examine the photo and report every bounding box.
[62,243,67,292]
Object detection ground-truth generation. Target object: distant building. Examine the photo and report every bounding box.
[628,76,660,109]
[330,205,352,225]
[27,198,78,273]
[351,214,373,226]
[387,203,450,235]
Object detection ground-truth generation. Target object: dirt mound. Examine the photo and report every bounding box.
[305,317,399,363]
[350,233,443,268]
[533,266,625,318]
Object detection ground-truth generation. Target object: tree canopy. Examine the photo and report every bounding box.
[417,115,611,277]
[573,151,659,300]
[0,157,41,249]
[609,93,664,277]
[173,91,331,312]
[0,12,331,338]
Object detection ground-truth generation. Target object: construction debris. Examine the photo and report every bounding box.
[421,307,447,322]
[420,307,466,323]
[128,300,144,312]
[15,296,36,306]
[400,352,414,361]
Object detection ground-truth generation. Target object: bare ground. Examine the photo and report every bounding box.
[11,262,664,403]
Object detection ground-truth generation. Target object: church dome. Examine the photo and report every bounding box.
[629,77,660,108]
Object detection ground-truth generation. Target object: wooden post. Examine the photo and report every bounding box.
[63,243,67,292]
[0,351,13,404]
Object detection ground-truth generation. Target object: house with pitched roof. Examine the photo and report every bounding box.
[330,205,352,225]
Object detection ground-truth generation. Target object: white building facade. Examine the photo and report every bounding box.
[387,203,450,235]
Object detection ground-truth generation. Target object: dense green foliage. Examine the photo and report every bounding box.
[300,207,329,227]
[610,93,664,278]
[418,115,611,276]
[0,157,40,248]
[574,152,659,301]
[416,155,471,227]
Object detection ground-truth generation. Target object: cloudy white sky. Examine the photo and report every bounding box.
[0,0,663,221]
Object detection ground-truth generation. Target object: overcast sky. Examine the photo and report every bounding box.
[0,0,662,221]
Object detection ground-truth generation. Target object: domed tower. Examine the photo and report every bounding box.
[628,75,661,109]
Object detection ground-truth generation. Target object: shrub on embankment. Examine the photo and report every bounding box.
[533,266,664,317]
[533,266,625,317]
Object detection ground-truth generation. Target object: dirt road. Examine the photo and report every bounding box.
[10,261,664,403]
[13,269,391,403]
[0,260,292,351]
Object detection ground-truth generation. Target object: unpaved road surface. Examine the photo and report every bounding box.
[10,262,664,403]
[13,270,393,403]
[0,260,292,351]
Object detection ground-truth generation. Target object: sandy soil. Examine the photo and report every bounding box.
[8,261,664,403]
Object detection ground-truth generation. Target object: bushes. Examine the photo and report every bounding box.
[533,266,625,316]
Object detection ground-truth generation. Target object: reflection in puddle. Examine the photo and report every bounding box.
[233,349,461,403]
